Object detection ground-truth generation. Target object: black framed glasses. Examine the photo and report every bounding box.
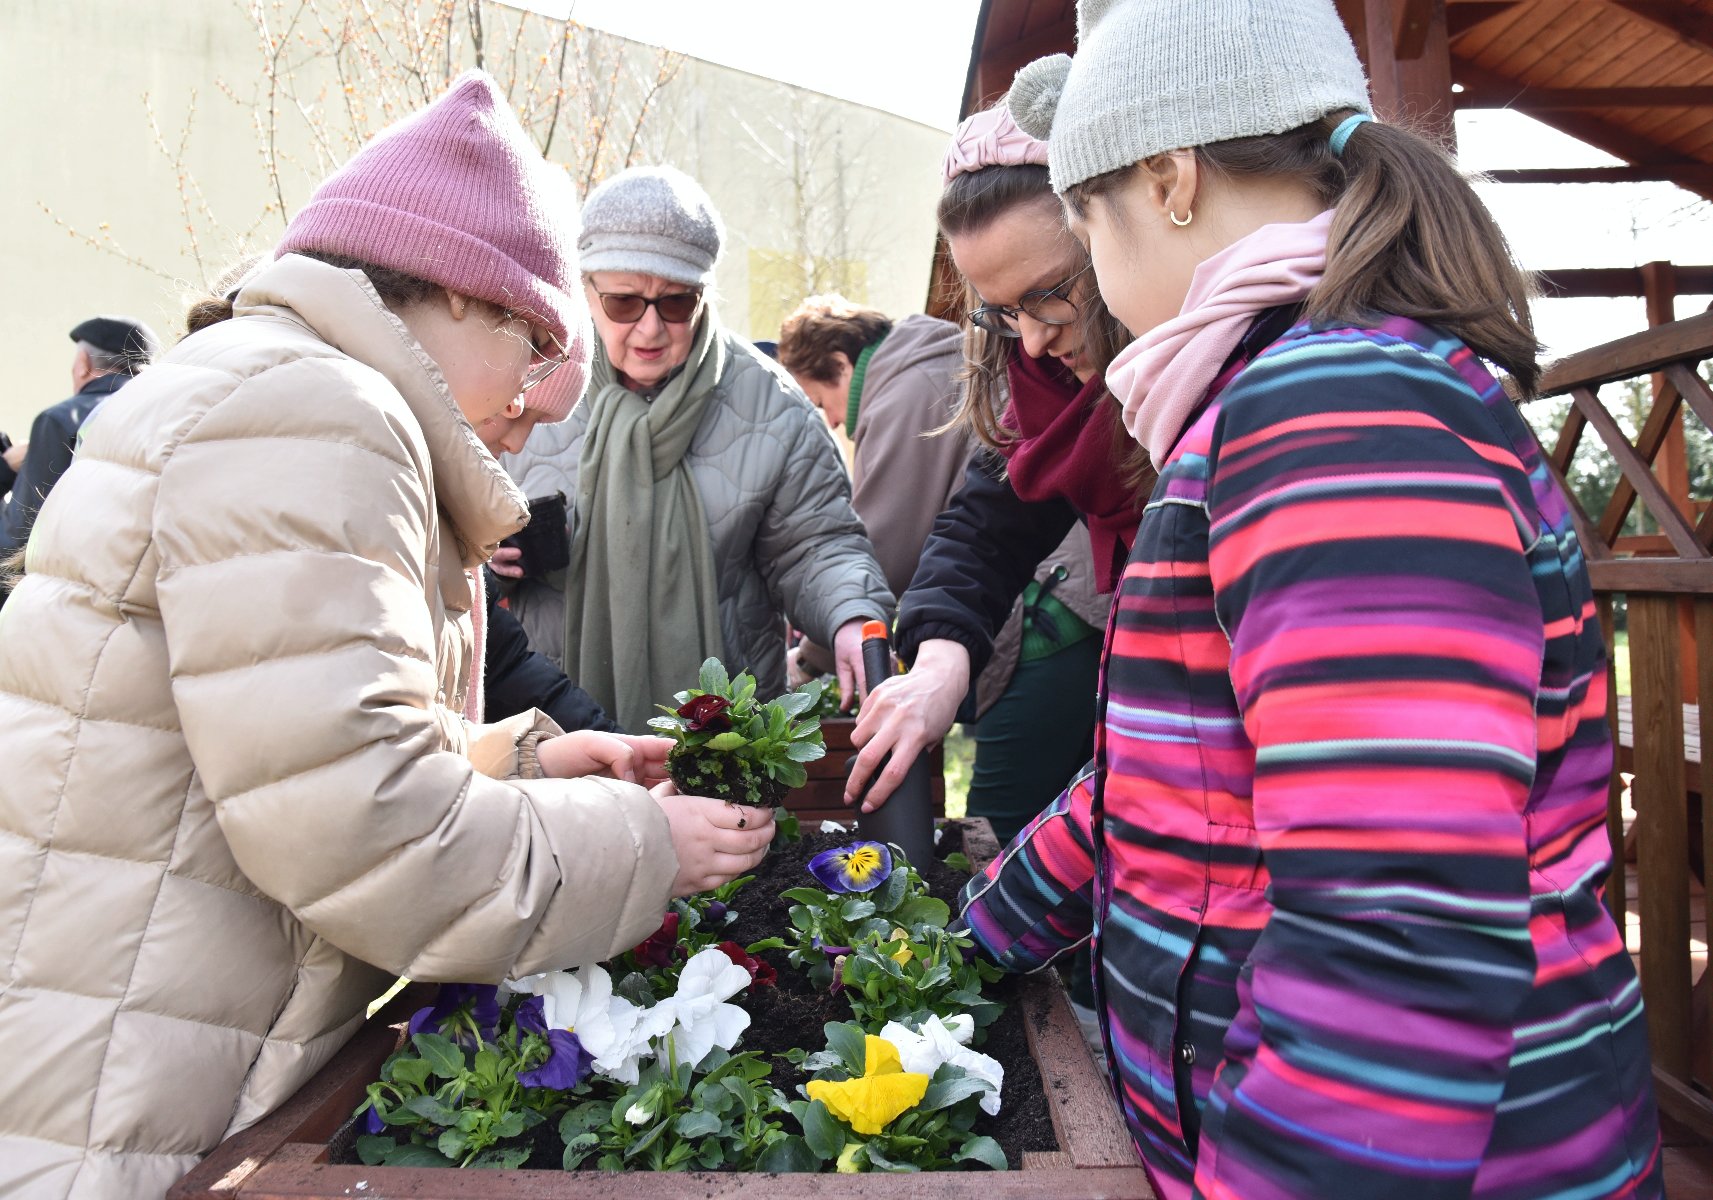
[968,264,1090,338]
[594,290,703,325]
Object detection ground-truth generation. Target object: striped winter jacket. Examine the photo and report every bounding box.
[959,316,1662,1200]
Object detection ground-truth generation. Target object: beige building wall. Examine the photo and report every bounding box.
[0,0,947,437]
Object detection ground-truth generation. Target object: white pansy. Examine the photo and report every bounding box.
[654,946,752,1069]
[818,820,849,833]
[625,1101,653,1125]
[514,964,667,1085]
[880,1015,1004,1115]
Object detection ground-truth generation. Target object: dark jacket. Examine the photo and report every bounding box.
[0,374,130,552]
[894,449,1085,679]
[483,569,622,734]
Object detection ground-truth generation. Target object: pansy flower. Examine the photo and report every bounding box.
[805,1035,929,1136]
[881,1015,1004,1115]
[630,911,683,968]
[808,841,893,894]
[517,1028,594,1091]
[407,982,500,1046]
[716,940,777,989]
[677,693,733,732]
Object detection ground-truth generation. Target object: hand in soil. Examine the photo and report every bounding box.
[652,784,777,896]
[537,732,673,786]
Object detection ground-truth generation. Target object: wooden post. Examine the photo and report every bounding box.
[1337,0,1402,118]
[1395,0,1457,150]
[1643,262,1700,703]
[1629,593,1693,1082]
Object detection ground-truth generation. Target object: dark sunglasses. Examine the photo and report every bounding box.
[968,264,1090,338]
[594,290,703,325]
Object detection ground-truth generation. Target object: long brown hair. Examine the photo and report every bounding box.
[1066,111,1541,395]
[936,162,1146,490]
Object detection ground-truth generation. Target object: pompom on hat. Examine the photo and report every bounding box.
[1009,0,1372,194]
[277,70,583,350]
[941,103,1050,184]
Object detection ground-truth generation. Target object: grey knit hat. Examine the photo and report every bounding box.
[1009,0,1372,194]
[577,165,724,288]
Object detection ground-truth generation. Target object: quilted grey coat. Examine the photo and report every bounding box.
[503,331,891,701]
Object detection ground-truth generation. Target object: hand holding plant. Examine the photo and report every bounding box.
[537,732,673,786]
[648,658,826,807]
[654,787,777,897]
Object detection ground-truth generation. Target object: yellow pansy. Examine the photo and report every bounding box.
[836,1142,865,1173]
[805,1035,929,1136]
[888,927,913,966]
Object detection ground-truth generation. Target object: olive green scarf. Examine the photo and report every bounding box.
[564,315,726,732]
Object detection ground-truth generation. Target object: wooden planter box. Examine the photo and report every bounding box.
[788,717,946,828]
[170,820,1151,1200]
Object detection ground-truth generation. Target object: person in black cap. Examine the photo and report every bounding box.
[0,315,161,554]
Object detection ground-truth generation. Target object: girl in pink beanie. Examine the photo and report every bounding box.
[0,71,768,1200]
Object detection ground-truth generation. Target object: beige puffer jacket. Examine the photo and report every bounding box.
[0,255,677,1200]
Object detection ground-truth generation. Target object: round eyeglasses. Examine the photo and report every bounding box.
[968,264,1089,338]
[510,317,570,394]
[594,290,704,325]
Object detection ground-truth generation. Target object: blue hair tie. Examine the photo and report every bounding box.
[1329,113,1373,157]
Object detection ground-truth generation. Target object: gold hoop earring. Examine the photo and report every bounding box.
[1169,209,1193,227]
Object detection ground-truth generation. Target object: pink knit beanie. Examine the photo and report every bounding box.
[520,303,595,422]
[277,70,583,353]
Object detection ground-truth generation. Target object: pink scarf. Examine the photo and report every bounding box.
[1107,209,1335,468]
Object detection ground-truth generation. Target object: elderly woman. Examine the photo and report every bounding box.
[499,166,890,731]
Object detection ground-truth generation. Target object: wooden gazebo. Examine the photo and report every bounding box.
[943,0,1713,1169]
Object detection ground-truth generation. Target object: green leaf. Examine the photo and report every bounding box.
[800,1098,845,1160]
[872,868,908,914]
[674,1109,723,1138]
[771,761,808,789]
[614,972,655,1008]
[493,1110,526,1139]
[472,1146,532,1169]
[840,898,877,922]
[919,1070,991,1113]
[437,1128,468,1159]
[561,1131,600,1170]
[411,1032,465,1080]
[781,887,832,906]
[892,897,951,928]
[404,1094,461,1126]
[472,1047,503,1087]
[355,1134,397,1165]
[792,717,822,740]
[784,740,825,762]
[774,689,815,719]
[700,657,730,695]
[707,731,748,752]
[389,1056,431,1090]
[624,1117,672,1161]
[824,1022,868,1074]
[382,1142,456,1168]
[953,1135,1009,1171]
[864,1144,919,1173]
[944,852,972,873]
[758,1134,822,1172]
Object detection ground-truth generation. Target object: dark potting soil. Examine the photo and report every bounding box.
[335,823,1059,1172]
[666,747,786,808]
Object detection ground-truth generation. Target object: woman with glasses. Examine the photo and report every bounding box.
[498,165,891,733]
[848,104,1149,844]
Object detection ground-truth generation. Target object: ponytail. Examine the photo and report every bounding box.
[1313,114,1540,395]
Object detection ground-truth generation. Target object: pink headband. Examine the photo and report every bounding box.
[941,105,1051,185]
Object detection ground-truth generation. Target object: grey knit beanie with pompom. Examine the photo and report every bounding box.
[1009,0,1372,194]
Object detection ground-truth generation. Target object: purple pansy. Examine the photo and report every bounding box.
[364,1106,386,1135]
[517,1028,594,1091]
[807,841,893,894]
[408,982,502,1045]
[514,994,547,1037]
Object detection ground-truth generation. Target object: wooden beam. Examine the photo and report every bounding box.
[1607,0,1713,58]
[970,23,1076,113]
[1535,266,1713,299]
[1395,0,1439,58]
[1447,2,1522,39]
[1486,164,1713,187]
[1451,60,1713,202]
[1538,310,1713,398]
[1457,85,1713,110]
